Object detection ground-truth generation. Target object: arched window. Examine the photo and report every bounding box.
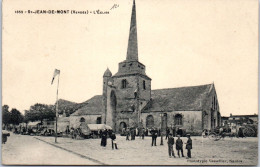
[143,80,146,90]
[122,79,127,89]
[175,114,182,125]
[80,117,85,122]
[146,115,154,128]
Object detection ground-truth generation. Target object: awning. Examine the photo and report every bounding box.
[28,121,41,126]
[87,124,112,131]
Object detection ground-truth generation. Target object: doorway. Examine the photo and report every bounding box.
[119,122,127,133]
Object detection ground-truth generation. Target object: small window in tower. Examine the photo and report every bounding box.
[122,64,126,67]
[143,80,146,90]
[129,63,132,66]
[122,79,127,89]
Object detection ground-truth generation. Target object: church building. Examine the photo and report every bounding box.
[70,0,221,135]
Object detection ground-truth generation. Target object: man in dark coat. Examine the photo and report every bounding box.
[141,128,145,139]
[110,132,118,149]
[126,128,130,140]
[185,134,192,158]
[167,133,175,158]
[101,129,107,147]
[176,135,184,157]
[108,129,113,138]
[131,128,135,140]
[151,128,158,146]
[165,127,170,140]
[133,128,136,140]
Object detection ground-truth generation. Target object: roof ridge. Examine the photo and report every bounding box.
[152,83,213,91]
[80,95,102,103]
[58,98,77,104]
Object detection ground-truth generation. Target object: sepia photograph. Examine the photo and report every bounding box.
[2,0,258,165]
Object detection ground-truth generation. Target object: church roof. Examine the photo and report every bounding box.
[142,84,214,112]
[70,95,103,116]
[103,68,112,77]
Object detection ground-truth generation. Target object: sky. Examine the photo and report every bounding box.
[2,0,258,116]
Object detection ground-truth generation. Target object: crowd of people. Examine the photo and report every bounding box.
[98,127,193,159]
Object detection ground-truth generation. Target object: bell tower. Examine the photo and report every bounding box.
[112,0,152,128]
[102,68,112,124]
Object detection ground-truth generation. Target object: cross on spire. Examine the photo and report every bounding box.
[126,0,138,61]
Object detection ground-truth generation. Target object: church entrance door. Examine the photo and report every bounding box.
[119,122,127,134]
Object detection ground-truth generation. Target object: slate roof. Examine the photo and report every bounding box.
[142,84,214,112]
[70,95,103,116]
[56,99,77,108]
[103,68,112,77]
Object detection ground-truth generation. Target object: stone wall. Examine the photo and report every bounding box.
[104,74,152,131]
[202,85,220,130]
[112,75,151,101]
[141,111,203,134]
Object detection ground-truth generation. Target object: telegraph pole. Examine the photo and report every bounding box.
[55,74,60,143]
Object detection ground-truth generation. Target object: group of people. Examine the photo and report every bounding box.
[125,127,146,140]
[149,127,192,158]
[167,134,192,158]
[100,129,118,150]
[111,126,193,159]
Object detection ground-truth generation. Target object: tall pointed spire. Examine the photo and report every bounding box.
[126,0,138,61]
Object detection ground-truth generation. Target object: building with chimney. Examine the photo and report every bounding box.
[70,0,221,135]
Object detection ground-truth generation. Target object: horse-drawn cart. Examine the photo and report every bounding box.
[203,127,236,141]
[203,125,257,141]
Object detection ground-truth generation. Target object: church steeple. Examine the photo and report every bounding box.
[113,0,150,80]
[126,0,138,61]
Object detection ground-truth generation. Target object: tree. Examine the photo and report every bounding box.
[2,105,11,126]
[10,108,24,125]
[24,103,55,123]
